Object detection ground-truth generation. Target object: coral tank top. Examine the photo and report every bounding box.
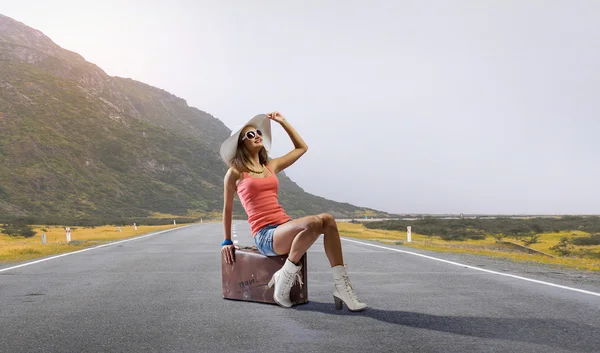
[236,165,291,236]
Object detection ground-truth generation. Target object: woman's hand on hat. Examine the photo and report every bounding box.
[267,111,286,124]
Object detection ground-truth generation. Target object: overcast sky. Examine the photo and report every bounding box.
[1,0,599,215]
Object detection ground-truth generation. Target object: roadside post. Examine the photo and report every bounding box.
[66,227,71,243]
[42,233,46,245]
[407,226,412,243]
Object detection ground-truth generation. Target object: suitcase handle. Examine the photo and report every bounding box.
[236,245,259,251]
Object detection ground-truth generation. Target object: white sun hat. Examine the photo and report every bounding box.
[219,113,272,166]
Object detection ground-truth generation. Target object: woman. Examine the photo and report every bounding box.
[220,111,367,312]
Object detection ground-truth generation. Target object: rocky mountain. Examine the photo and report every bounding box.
[0,14,391,225]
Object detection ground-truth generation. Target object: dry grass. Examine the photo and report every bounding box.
[337,222,600,273]
[0,223,191,264]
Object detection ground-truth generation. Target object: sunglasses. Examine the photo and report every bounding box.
[242,129,263,141]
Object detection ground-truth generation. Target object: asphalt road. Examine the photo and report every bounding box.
[1,222,599,353]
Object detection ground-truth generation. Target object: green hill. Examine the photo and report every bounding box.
[0,14,392,225]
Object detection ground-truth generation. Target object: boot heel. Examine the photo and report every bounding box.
[268,275,275,288]
[333,295,343,310]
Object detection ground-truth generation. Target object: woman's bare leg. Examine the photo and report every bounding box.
[320,213,344,267]
[272,215,321,263]
[272,213,343,266]
[271,213,366,311]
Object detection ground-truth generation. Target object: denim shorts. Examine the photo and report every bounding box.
[254,219,291,257]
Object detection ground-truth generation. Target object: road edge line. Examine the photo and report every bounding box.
[0,224,197,273]
[341,237,600,298]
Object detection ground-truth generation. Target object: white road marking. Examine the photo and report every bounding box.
[0,225,195,274]
[341,237,600,298]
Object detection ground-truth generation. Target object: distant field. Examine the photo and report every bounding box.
[0,223,194,264]
[4,218,599,273]
[337,222,600,272]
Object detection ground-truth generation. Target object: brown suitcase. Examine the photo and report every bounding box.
[221,245,308,306]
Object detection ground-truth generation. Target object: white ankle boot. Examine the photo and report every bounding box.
[268,259,303,308]
[331,265,367,312]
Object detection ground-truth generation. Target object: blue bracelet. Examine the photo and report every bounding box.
[222,239,233,246]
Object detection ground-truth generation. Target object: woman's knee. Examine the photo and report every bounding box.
[318,213,336,229]
[281,214,329,239]
[306,215,324,234]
